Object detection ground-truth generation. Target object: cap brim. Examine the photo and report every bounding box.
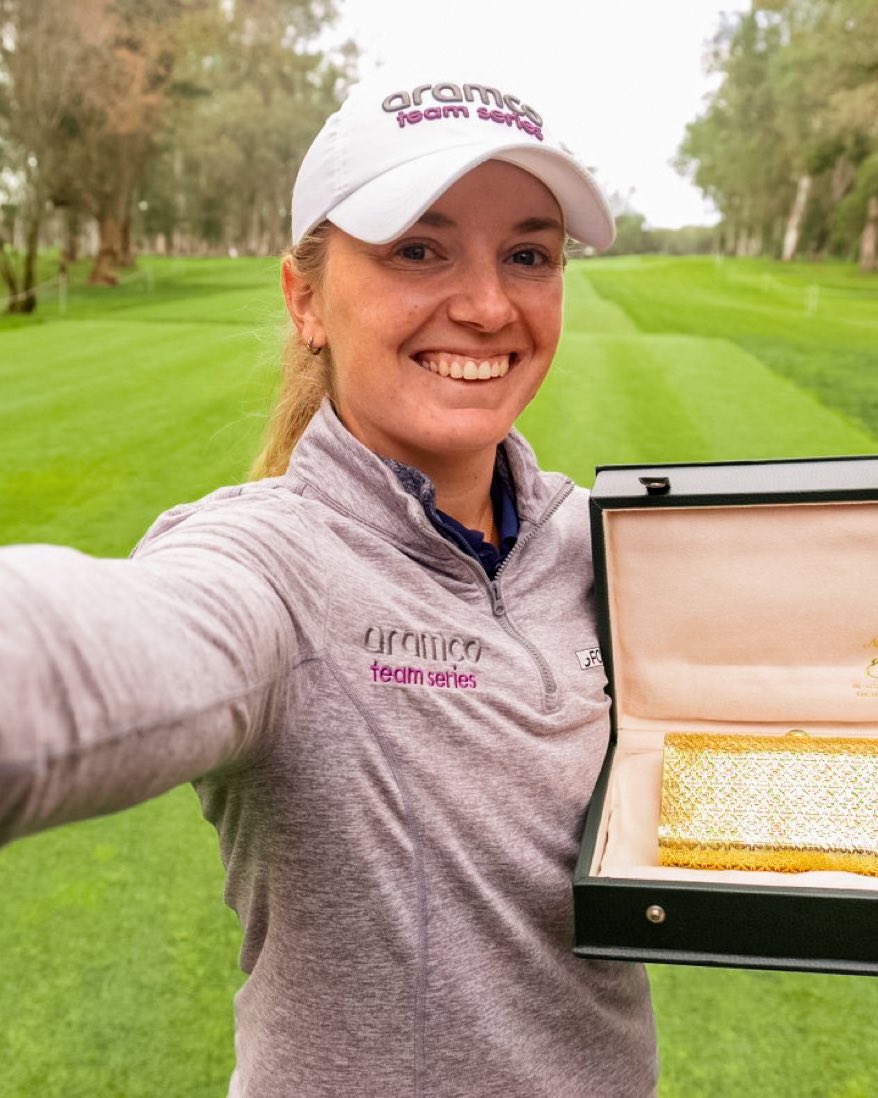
[326,140,615,250]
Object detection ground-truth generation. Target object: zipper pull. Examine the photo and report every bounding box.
[489,582,506,617]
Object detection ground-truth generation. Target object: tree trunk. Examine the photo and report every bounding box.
[860,195,878,272]
[89,213,122,284]
[246,200,260,255]
[0,238,22,313]
[119,215,136,267]
[772,217,786,259]
[830,157,857,204]
[733,226,761,256]
[782,174,812,261]
[268,191,284,256]
[64,206,80,263]
[88,134,142,283]
[21,214,40,312]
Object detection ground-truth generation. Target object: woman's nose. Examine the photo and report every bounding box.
[446,263,517,332]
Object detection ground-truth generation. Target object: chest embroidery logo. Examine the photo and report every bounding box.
[364,624,483,691]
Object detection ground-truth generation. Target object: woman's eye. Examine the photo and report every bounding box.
[397,243,429,261]
[510,248,543,266]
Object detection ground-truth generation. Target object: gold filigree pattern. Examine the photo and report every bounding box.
[658,733,878,875]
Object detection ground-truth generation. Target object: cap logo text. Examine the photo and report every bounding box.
[382,82,543,127]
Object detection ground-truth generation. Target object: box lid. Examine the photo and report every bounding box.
[592,454,878,509]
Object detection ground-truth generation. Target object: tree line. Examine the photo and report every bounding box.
[0,0,352,311]
[677,0,878,269]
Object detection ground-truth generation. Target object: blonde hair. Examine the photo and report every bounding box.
[250,223,334,479]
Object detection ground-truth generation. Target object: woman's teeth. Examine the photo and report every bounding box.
[417,354,510,380]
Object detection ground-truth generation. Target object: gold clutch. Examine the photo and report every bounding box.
[658,731,878,876]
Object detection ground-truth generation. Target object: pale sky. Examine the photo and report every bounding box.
[331,0,752,229]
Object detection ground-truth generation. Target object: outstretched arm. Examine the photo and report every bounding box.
[0,535,295,846]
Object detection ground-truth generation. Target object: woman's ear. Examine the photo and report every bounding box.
[281,255,327,349]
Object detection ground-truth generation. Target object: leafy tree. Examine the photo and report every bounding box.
[834,152,878,268]
[140,0,351,257]
[677,11,792,257]
[0,0,352,309]
[607,213,653,256]
[677,0,878,267]
[818,1,878,266]
[0,0,92,310]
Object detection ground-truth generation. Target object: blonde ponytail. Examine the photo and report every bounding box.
[250,223,334,479]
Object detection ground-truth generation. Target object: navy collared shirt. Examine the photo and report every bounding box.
[434,469,519,579]
[384,446,520,580]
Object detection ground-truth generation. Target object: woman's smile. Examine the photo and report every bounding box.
[412,351,515,380]
[292,159,566,472]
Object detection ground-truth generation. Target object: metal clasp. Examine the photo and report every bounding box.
[638,476,670,496]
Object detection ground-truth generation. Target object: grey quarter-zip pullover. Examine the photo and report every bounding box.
[0,399,657,1097]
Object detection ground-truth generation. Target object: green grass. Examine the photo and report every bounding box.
[519,257,877,475]
[2,789,243,1097]
[0,258,283,553]
[579,255,878,443]
[1,255,877,1097]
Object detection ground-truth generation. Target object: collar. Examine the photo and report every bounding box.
[431,467,519,578]
[377,447,521,579]
[285,399,571,569]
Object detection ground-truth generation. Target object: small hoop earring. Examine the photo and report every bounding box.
[306,337,323,356]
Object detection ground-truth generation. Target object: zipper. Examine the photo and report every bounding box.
[485,480,574,710]
[493,479,574,584]
[487,578,558,708]
[411,478,575,711]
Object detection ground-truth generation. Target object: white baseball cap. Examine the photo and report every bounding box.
[291,71,615,250]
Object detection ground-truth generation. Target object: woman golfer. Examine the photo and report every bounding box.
[0,71,657,1097]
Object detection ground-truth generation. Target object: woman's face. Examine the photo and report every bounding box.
[289,160,565,471]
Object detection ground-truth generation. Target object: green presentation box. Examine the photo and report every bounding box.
[574,455,878,975]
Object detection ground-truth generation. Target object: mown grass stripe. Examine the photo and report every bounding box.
[521,331,875,482]
[583,255,878,439]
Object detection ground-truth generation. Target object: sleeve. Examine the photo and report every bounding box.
[0,524,298,846]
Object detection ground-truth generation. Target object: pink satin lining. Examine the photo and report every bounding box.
[590,501,878,892]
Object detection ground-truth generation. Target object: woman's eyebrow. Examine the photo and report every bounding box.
[413,213,565,233]
[415,211,455,228]
[514,216,564,234]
